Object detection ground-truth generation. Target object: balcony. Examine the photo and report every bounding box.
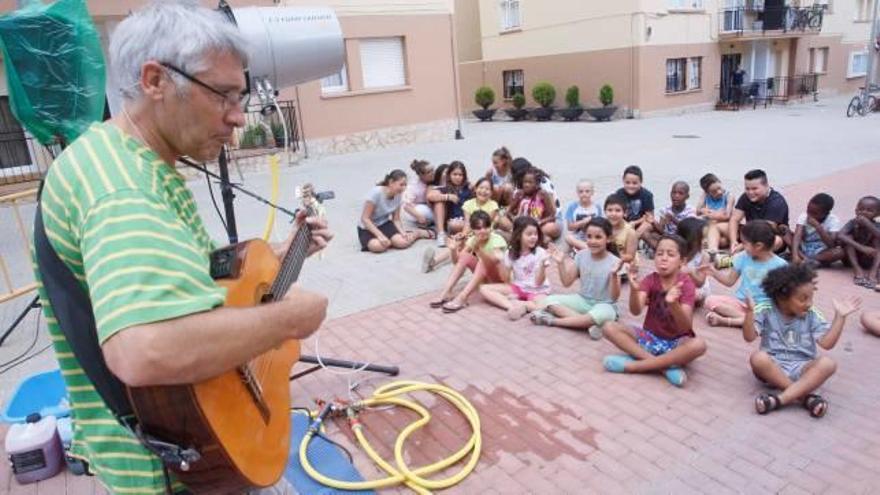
[719,6,824,39]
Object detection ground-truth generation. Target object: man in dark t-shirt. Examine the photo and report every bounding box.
[729,169,790,252]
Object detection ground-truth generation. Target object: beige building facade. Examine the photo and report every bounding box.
[457,0,879,117]
[0,0,460,163]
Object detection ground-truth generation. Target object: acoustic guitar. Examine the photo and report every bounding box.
[127,208,318,493]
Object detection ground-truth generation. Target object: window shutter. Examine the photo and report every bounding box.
[360,37,406,89]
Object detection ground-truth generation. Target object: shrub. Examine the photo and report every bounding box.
[475,86,495,109]
[512,92,526,109]
[240,124,267,149]
[531,82,556,108]
[565,85,580,108]
[599,84,614,106]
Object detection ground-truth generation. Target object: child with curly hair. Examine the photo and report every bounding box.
[745,264,861,418]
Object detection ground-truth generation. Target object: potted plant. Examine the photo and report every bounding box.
[240,124,267,149]
[504,92,528,121]
[271,121,286,148]
[560,85,584,121]
[586,84,618,122]
[472,86,497,121]
[530,81,556,121]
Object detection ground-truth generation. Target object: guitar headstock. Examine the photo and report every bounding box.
[294,184,334,222]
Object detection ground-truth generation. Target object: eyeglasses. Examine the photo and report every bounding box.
[160,62,250,113]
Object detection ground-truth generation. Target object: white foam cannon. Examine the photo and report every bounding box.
[221,3,344,111]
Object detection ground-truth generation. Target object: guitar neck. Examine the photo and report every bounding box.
[267,224,311,302]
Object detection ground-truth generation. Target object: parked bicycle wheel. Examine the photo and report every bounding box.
[859,95,876,116]
[847,96,861,117]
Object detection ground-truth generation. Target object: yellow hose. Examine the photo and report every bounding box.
[262,154,281,241]
[298,380,481,493]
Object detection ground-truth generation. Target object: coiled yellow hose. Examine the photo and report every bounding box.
[299,380,481,494]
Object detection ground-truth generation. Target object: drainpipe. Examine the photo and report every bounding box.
[863,0,880,97]
[629,12,640,118]
[448,13,465,140]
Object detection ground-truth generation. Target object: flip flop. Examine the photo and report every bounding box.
[441,301,468,313]
[429,297,450,308]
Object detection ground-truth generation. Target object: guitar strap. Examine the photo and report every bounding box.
[33,190,201,493]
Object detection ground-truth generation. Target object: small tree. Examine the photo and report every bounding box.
[475,86,495,110]
[599,84,614,106]
[531,82,556,108]
[565,85,580,108]
[512,92,526,109]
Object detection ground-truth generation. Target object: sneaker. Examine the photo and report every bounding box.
[588,325,603,340]
[507,302,528,321]
[421,246,436,273]
[664,366,687,387]
[436,232,446,248]
[603,355,634,373]
[529,309,555,326]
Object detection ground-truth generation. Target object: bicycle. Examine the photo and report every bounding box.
[847,85,880,117]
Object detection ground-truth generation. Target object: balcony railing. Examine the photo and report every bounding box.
[717,73,819,109]
[720,6,824,36]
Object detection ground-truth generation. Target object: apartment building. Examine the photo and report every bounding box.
[457,0,877,117]
[0,0,460,180]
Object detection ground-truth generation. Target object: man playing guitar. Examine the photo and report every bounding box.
[32,2,330,493]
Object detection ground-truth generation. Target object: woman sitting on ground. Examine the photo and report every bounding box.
[358,169,432,253]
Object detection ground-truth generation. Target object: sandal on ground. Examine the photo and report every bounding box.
[603,355,634,373]
[529,309,555,326]
[803,393,828,418]
[421,229,437,240]
[429,297,450,308]
[854,276,871,287]
[664,367,687,387]
[441,301,468,313]
[755,393,782,415]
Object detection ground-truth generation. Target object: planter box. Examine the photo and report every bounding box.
[531,106,555,121]
[504,108,529,121]
[472,108,497,122]
[585,106,617,122]
[560,107,585,121]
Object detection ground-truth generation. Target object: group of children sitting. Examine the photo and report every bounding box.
[356,147,879,418]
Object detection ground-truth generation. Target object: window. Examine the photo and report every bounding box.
[503,70,524,99]
[809,47,829,73]
[856,0,874,21]
[688,57,702,89]
[320,65,348,94]
[666,57,702,93]
[848,51,868,78]
[668,0,704,9]
[360,37,407,89]
[500,0,521,31]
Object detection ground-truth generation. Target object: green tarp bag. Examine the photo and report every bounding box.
[0,0,105,146]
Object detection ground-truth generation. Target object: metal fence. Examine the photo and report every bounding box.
[0,133,55,187]
[718,73,819,109]
[227,99,301,162]
[720,6,824,35]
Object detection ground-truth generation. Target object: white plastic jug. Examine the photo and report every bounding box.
[5,413,63,484]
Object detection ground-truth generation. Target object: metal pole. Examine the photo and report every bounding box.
[217,146,239,244]
[862,0,880,104]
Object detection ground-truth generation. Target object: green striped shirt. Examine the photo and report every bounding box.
[31,122,226,494]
